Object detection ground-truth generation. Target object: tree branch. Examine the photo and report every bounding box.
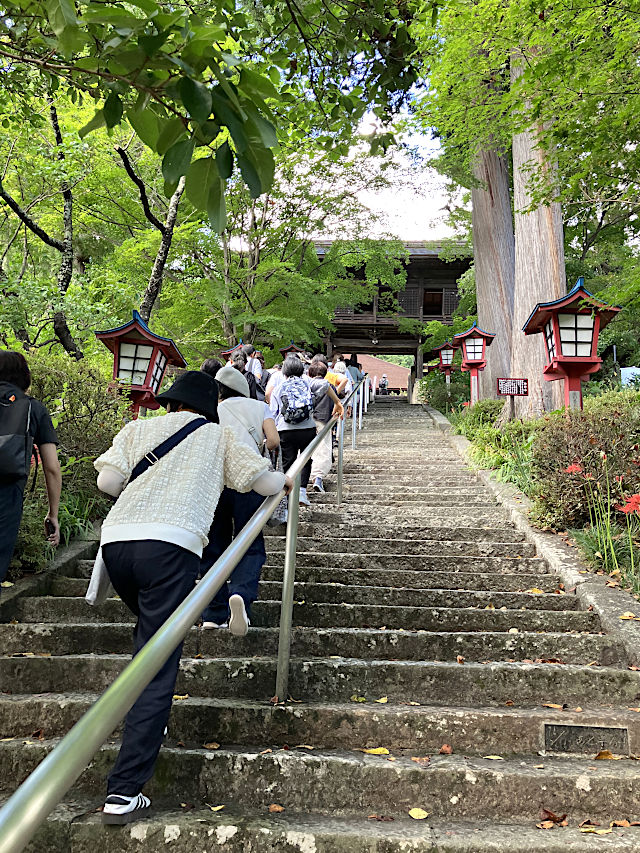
[0,180,64,251]
[115,146,166,234]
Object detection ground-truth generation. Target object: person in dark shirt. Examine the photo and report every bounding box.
[230,351,258,399]
[0,350,61,584]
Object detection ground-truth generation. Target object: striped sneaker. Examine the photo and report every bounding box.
[102,793,151,825]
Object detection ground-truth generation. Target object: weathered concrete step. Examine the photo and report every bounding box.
[341,485,488,496]
[266,552,548,572]
[27,807,640,853]
[1,657,628,706]
[0,624,620,665]
[298,509,517,528]
[310,493,496,505]
[13,597,596,632]
[265,537,537,558]
[266,522,527,543]
[49,578,564,609]
[5,741,640,822]
[263,565,561,591]
[2,695,637,753]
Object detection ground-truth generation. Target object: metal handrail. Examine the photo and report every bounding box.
[0,376,367,853]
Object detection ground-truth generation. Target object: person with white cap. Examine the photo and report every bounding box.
[200,365,280,632]
[91,370,290,824]
[379,373,389,395]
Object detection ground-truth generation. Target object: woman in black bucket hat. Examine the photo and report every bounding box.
[87,370,291,825]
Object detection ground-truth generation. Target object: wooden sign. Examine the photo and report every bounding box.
[497,378,529,397]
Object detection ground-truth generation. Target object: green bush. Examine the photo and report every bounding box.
[418,371,469,413]
[450,399,504,438]
[9,351,128,578]
[528,390,640,529]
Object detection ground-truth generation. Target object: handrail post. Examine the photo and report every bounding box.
[351,397,357,449]
[337,416,345,506]
[364,379,369,413]
[358,381,364,430]
[274,475,300,703]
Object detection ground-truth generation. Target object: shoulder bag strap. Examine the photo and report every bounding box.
[225,407,264,452]
[129,417,209,485]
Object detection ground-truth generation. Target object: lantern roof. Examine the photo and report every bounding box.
[220,341,244,357]
[522,278,621,336]
[433,340,458,353]
[279,341,305,355]
[95,311,186,367]
[452,323,496,345]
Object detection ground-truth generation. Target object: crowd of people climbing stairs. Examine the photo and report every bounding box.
[0,344,367,825]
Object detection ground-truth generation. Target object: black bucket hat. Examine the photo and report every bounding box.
[155,370,218,421]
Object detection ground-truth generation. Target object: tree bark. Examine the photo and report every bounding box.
[139,176,185,323]
[471,147,515,398]
[510,60,566,416]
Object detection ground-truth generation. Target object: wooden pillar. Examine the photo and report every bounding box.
[412,345,423,404]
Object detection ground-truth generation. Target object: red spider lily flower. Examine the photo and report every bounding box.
[565,463,583,474]
[617,494,640,514]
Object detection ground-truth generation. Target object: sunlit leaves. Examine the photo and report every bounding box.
[161,137,195,184]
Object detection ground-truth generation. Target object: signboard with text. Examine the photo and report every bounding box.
[497,378,529,397]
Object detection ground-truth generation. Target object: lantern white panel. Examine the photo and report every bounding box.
[441,348,454,366]
[464,337,484,360]
[544,320,556,359]
[120,343,136,357]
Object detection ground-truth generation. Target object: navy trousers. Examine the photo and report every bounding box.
[0,482,24,585]
[201,488,266,624]
[102,539,199,796]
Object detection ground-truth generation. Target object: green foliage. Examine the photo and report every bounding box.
[9,351,128,577]
[451,399,503,436]
[418,371,469,413]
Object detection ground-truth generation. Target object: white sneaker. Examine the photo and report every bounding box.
[312,477,325,493]
[299,487,311,506]
[102,793,151,825]
[228,594,249,637]
[202,621,228,629]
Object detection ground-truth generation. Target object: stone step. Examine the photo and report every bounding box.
[265,537,537,558]
[266,523,527,543]
[0,624,620,665]
[1,657,628,706]
[265,552,548,572]
[13,597,595,632]
[1,695,636,753]
[299,509,515,527]
[26,807,640,853]
[49,577,564,608]
[262,565,561,591]
[4,741,640,822]
[341,485,489,495]
[309,494,496,505]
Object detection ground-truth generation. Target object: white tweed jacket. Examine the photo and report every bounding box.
[94,411,270,553]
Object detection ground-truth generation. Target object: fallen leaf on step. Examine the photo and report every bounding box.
[485,603,495,610]
[542,703,564,710]
[456,655,465,665]
[629,708,640,712]
[0,581,14,588]
[0,738,15,742]
[525,588,545,595]
[408,808,429,820]
[594,749,623,760]
[620,612,640,620]
[259,749,273,755]
[350,695,367,703]
[630,666,640,671]
[374,696,388,703]
[579,819,601,827]
[540,808,567,825]
[193,653,203,659]
[483,755,504,761]
[268,804,284,813]
[505,700,514,706]
[362,747,390,755]
[203,742,220,750]
[411,757,431,766]
[580,828,612,835]
[610,819,631,827]
[295,745,314,749]
[574,707,583,713]
[176,741,186,747]
[31,729,44,741]
[439,744,453,755]
[180,802,195,810]
[534,764,544,769]
[172,694,189,701]
[207,804,225,812]
[404,701,421,706]
[508,628,519,634]
[368,814,394,822]
[536,820,556,830]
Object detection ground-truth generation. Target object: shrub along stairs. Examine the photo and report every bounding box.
[3,397,640,849]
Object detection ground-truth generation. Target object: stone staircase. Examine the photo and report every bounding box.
[3,397,640,850]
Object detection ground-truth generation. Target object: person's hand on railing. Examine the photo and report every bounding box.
[283,475,294,495]
[332,401,344,419]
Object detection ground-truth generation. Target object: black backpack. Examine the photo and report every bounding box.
[0,390,33,480]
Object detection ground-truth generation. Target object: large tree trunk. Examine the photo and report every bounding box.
[472,147,515,398]
[510,60,566,416]
[139,177,185,323]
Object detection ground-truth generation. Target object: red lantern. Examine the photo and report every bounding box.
[452,324,496,405]
[96,311,186,417]
[522,278,621,409]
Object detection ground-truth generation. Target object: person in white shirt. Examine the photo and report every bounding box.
[201,365,279,631]
[242,343,263,382]
[92,371,290,825]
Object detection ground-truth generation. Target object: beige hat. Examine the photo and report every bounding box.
[215,365,250,398]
